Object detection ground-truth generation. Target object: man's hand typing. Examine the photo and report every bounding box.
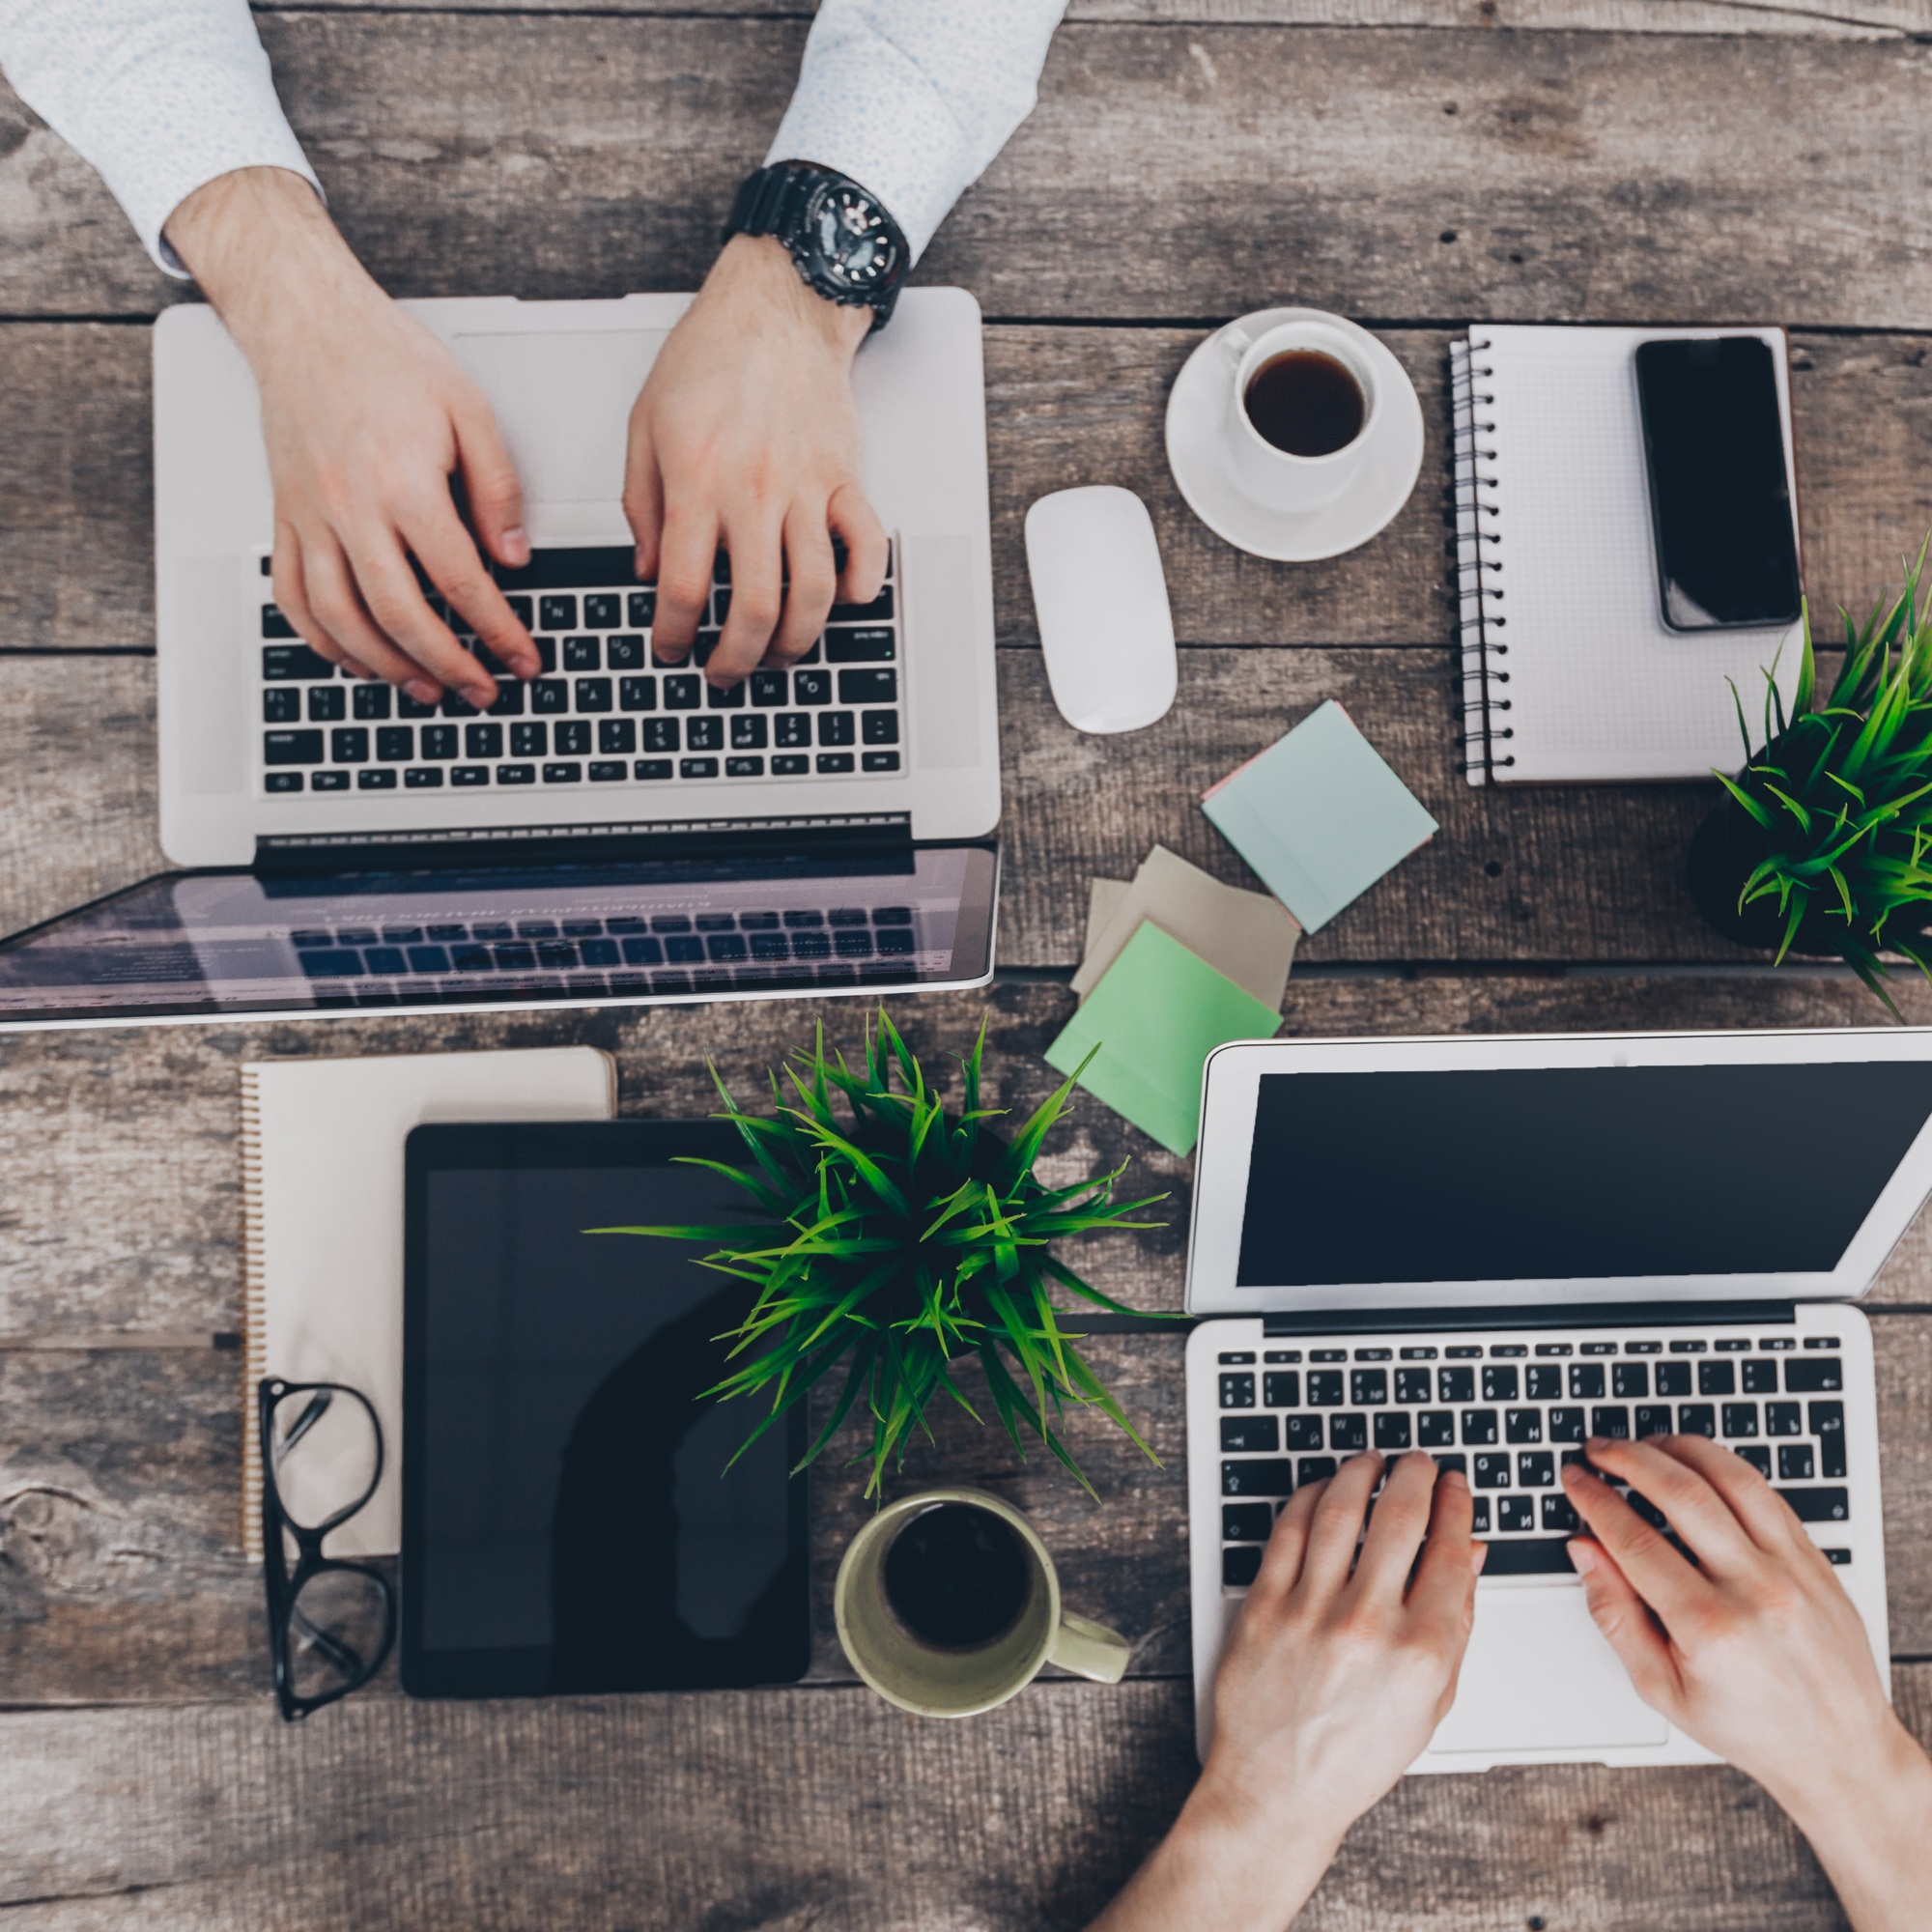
[622,233,889,688]
[1088,1453,1484,1932]
[1565,1435,1932,1932]
[165,166,538,711]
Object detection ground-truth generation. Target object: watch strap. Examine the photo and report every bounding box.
[724,162,907,329]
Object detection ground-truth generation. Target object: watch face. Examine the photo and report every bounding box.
[803,181,900,294]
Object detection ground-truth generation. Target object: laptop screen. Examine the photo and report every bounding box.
[0,845,996,1027]
[1236,1062,1932,1287]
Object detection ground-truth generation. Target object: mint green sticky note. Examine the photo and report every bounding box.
[1201,699,1438,933]
[1044,922,1283,1156]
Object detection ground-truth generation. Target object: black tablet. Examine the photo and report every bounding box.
[401,1120,809,1698]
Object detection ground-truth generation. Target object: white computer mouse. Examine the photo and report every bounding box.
[1024,485,1178,734]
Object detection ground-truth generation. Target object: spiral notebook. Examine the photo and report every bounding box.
[1454,325,1803,785]
[240,1047,616,1558]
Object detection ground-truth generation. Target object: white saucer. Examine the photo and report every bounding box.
[1164,308,1426,562]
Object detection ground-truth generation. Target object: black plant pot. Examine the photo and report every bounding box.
[1686,793,1842,957]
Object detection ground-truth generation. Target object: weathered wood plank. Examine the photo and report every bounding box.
[985,326,1932,656]
[6,1308,1929,1703]
[266,0,1932,35]
[0,646,1742,967]
[0,657,163,946]
[9,321,1930,662]
[999,645,1720,969]
[0,327,151,655]
[5,20,1932,326]
[1070,0,1932,27]
[0,647,1901,972]
[6,1666,1932,1929]
[8,980,1932,1706]
[12,975,1932,1349]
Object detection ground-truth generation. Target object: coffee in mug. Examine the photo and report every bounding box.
[1220,313,1381,515]
[1243,350,1367,458]
[835,1487,1131,1718]
[882,1501,1033,1649]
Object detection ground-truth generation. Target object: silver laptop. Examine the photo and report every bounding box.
[1185,1029,1917,1772]
[0,290,1000,1031]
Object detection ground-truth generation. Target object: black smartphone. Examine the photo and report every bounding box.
[1634,335,1802,632]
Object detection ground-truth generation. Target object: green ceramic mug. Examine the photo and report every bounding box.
[834,1486,1131,1719]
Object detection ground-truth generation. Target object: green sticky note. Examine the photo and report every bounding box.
[1045,922,1283,1156]
[1202,699,1438,933]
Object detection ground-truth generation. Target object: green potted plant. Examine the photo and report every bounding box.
[1689,543,1932,1012]
[601,1011,1169,1498]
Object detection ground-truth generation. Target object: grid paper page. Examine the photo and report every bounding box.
[1482,326,1801,782]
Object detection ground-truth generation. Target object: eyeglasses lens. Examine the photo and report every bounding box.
[268,1386,379,1534]
[287,1567,391,1706]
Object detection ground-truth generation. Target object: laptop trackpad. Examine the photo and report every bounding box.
[452,330,667,505]
[1428,1585,1668,1755]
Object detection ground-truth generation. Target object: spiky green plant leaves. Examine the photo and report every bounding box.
[593,1010,1170,1499]
[1718,539,1932,1013]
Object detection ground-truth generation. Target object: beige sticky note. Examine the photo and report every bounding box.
[1072,845,1300,1010]
[1084,877,1131,970]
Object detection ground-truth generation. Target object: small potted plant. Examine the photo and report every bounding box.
[604,1011,1169,1498]
[1689,543,1932,1012]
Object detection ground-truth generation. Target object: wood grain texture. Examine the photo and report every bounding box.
[12,974,1932,1346]
[987,326,1932,653]
[996,645,1733,967]
[7,1308,1930,1702]
[270,0,1932,36]
[7,1668,1932,1929]
[8,980,1932,1706]
[9,321,1930,656]
[6,20,1932,325]
[1069,0,1932,27]
[0,645,1759,968]
[8,650,1930,973]
[0,656,163,946]
[0,327,152,654]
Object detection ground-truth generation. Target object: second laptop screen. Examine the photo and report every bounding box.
[1235,1061,1932,1287]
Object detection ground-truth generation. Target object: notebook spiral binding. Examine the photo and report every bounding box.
[1452,334,1512,786]
[240,1065,267,1561]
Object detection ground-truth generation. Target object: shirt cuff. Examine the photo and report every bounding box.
[0,0,324,277]
[764,16,1033,263]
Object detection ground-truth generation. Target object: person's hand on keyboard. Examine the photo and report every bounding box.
[623,235,891,689]
[1564,1435,1932,1932]
[164,168,539,711]
[1087,1453,1484,1932]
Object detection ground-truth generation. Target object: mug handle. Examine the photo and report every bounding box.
[1048,1609,1131,1685]
[1221,322,1254,363]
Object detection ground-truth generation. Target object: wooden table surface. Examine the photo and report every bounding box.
[7,3,1932,1925]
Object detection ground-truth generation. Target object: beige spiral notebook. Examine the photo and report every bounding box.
[240,1046,616,1558]
[1455,325,1804,785]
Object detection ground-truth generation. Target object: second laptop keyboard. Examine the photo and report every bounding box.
[259,545,903,797]
[1215,1323,1852,1587]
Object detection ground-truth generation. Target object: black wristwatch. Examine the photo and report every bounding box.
[724,161,910,331]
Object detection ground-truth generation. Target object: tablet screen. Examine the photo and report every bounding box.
[401,1120,809,1697]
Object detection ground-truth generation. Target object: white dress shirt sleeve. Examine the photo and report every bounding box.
[764,0,1066,264]
[0,0,320,278]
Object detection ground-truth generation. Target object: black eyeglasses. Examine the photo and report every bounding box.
[258,1378,397,1721]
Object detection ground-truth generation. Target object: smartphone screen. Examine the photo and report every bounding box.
[1634,336,1802,632]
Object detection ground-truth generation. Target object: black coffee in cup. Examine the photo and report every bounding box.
[883,1501,1032,1650]
[1243,350,1366,458]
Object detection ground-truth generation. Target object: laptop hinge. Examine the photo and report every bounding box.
[1262,1300,1799,1337]
[250,811,913,877]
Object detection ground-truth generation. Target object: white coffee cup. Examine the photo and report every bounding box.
[1222,315,1379,515]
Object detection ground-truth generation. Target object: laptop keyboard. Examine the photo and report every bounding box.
[288,904,923,1008]
[1215,1325,1851,1588]
[257,545,904,797]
